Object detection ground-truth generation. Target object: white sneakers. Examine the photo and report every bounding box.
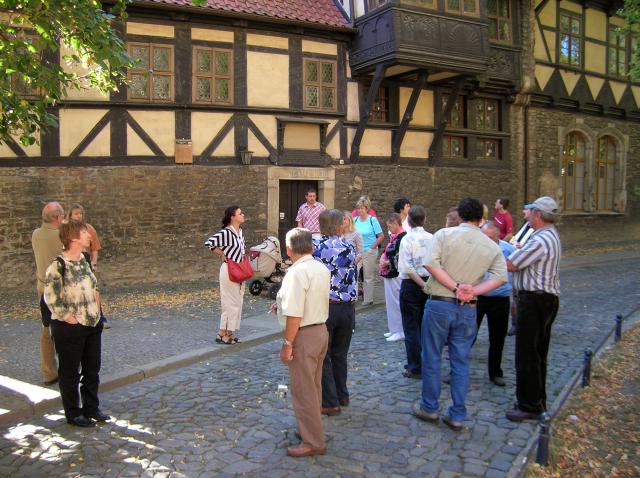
[384,332,393,338]
[385,332,405,342]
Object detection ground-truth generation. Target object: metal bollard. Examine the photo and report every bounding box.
[535,412,552,466]
[615,314,623,343]
[582,348,592,387]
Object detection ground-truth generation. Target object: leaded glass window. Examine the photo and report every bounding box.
[443,94,464,128]
[128,43,174,102]
[443,136,465,159]
[193,48,233,104]
[474,99,498,130]
[304,59,337,111]
[477,139,499,160]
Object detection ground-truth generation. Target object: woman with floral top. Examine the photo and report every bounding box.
[44,220,109,428]
[205,205,247,345]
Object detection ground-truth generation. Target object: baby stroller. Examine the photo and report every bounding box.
[248,236,287,299]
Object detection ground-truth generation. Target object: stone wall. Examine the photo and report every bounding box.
[333,164,518,232]
[1,165,268,291]
[526,107,640,251]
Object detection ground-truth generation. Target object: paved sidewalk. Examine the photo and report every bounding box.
[0,252,638,477]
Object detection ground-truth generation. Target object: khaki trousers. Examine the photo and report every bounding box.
[361,248,378,304]
[288,324,329,449]
[40,325,58,382]
[219,262,245,332]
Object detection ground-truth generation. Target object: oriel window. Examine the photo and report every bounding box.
[193,48,233,104]
[445,0,479,17]
[487,0,511,42]
[304,59,337,112]
[559,13,582,67]
[128,43,174,102]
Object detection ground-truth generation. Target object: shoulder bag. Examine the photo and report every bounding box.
[227,256,253,283]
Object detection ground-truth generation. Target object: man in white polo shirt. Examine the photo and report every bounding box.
[275,227,330,457]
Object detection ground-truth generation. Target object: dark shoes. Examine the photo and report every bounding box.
[43,377,59,386]
[67,415,96,428]
[403,370,421,380]
[506,409,540,422]
[412,402,438,423]
[339,398,349,407]
[287,443,326,457]
[442,415,463,431]
[490,377,506,387]
[85,410,111,422]
[321,406,341,416]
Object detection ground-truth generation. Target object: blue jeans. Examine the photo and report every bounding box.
[420,299,477,422]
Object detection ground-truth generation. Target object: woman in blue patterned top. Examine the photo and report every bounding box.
[313,209,357,414]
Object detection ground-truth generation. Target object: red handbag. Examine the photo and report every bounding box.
[227,256,253,283]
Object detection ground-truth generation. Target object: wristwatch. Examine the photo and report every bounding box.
[282,338,292,347]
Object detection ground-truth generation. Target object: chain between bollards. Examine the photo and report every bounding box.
[582,348,592,387]
[615,314,623,343]
[535,412,552,466]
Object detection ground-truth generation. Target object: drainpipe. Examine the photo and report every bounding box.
[524,102,529,205]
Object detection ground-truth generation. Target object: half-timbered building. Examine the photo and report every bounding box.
[1,0,638,289]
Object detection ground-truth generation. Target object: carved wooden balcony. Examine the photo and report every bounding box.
[350,3,490,77]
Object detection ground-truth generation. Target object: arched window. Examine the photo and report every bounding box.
[561,132,586,211]
[596,136,616,211]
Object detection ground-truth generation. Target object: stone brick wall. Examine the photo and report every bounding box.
[333,164,518,232]
[526,107,640,251]
[1,165,268,291]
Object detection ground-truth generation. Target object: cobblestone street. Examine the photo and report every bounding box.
[0,256,638,477]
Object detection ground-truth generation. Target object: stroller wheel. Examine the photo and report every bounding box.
[248,280,264,296]
[268,283,281,300]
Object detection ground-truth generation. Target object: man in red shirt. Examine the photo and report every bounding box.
[493,198,513,242]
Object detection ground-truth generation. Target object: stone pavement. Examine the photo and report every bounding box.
[0,252,638,477]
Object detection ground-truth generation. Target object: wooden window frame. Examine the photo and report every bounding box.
[596,136,616,211]
[474,98,499,131]
[561,132,586,211]
[487,0,512,43]
[369,86,390,123]
[476,138,500,160]
[443,94,465,128]
[192,47,234,105]
[366,0,388,11]
[558,11,582,68]
[445,0,480,18]
[303,58,337,112]
[607,24,627,79]
[442,135,465,159]
[127,42,175,102]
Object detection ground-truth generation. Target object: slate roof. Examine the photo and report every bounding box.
[139,0,350,29]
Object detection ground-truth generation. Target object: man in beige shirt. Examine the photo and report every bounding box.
[413,198,507,431]
[274,227,330,457]
[32,201,65,385]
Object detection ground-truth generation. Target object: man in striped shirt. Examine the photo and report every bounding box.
[505,196,562,422]
[296,189,326,239]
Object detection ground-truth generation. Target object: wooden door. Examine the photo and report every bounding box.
[278,180,319,257]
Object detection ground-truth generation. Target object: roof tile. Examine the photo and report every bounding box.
[141,0,350,28]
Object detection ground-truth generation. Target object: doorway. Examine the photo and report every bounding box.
[278,180,319,257]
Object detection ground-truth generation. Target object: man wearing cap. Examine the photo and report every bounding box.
[505,196,561,422]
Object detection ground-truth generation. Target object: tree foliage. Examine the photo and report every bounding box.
[620,0,640,81]
[0,0,135,146]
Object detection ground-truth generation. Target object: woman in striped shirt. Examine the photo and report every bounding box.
[205,205,246,345]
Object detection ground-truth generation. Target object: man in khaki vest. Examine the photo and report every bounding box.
[32,201,64,385]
